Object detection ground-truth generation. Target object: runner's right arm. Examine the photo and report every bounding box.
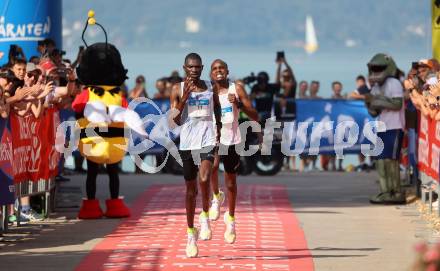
[170,78,193,125]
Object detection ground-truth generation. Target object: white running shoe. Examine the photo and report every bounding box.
[223,211,236,244]
[199,213,212,240]
[209,191,225,221]
[186,228,199,258]
[21,209,44,222]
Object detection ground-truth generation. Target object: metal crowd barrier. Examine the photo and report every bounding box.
[1,178,56,231]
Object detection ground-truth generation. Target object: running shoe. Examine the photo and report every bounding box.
[9,213,30,224]
[209,191,225,221]
[8,214,17,224]
[223,211,236,244]
[186,228,199,258]
[21,209,44,222]
[199,212,212,240]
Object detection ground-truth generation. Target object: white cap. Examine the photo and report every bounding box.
[26,62,37,72]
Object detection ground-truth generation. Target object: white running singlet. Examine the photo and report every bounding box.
[179,80,216,150]
[218,82,241,146]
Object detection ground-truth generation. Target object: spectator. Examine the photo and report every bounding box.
[407,59,437,115]
[4,44,26,68]
[169,70,182,83]
[250,71,280,121]
[37,38,56,57]
[349,75,370,100]
[348,75,372,171]
[298,80,309,99]
[331,81,345,99]
[12,63,46,118]
[29,56,40,65]
[153,77,168,99]
[3,59,28,105]
[10,58,26,81]
[307,80,322,170]
[309,80,321,99]
[129,75,148,99]
[37,40,46,55]
[328,81,345,171]
[297,80,310,172]
[275,55,297,171]
[50,49,66,67]
[250,71,279,100]
[275,55,297,98]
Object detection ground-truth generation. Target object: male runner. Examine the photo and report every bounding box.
[209,59,259,244]
[169,53,220,258]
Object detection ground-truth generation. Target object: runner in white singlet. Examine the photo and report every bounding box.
[169,53,221,258]
[209,59,259,244]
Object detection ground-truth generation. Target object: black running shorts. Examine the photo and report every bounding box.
[180,146,216,181]
[217,144,240,174]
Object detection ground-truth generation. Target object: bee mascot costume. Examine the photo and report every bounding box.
[72,11,146,219]
[365,53,405,205]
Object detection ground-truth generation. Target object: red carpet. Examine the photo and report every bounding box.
[75,184,314,271]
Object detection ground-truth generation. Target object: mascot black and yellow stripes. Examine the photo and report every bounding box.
[72,10,144,219]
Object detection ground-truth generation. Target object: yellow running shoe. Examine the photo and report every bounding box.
[223,211,236,244]
[186,228,199,258]
[209,191,225,221]
[199,212,212,240]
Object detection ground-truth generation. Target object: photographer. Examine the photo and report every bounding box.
[245,71,279,122]
[248,72,279,100]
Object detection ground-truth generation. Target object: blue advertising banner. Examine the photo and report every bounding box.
[290,99,375,155]
[131,98,375,156]
[0,118,15,205]
[0,0,62,65]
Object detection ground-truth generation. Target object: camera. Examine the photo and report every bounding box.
[242,72,257,85]
[412,61,419,69]
[276,51,285,61]
[57,67,68,77]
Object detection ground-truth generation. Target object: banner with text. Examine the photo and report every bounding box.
[10,109,60,183]
[291,99,375,155]
[0,118,14,205]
